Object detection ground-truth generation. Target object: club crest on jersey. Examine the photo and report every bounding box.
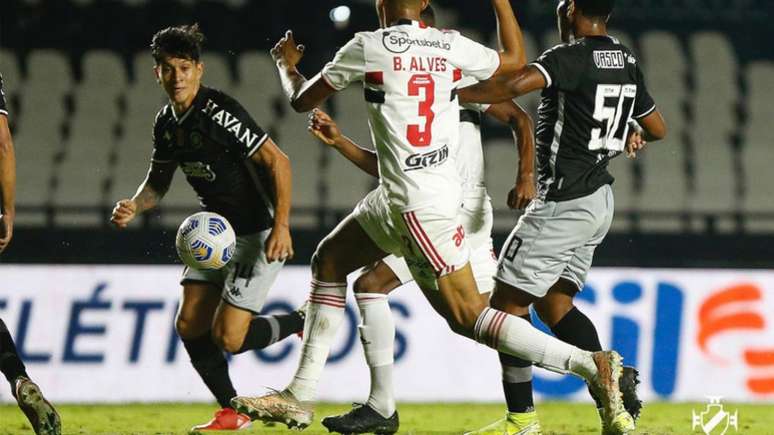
[404,144,449,172]
[201,99,262,149]
[181,161,216,181]
[383,31,451,54]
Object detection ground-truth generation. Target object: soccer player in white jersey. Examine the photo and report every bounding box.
[232,1,635,432]
[302,5,536,433]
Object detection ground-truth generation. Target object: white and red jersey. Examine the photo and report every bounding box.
[316,19,500,211]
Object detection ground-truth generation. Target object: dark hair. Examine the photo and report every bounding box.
[150,23,205,64]
[574,0,613,18]
[420,4,436,27]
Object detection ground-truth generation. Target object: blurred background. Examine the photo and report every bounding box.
[1,0,773,406]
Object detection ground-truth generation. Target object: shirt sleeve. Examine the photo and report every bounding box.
[0,73,8,116]
[447,32,501,81]
[217,94,269,159]
[320,33,366,90]
[531,44,585,92]
[632,66,656,119]
[151,108,175,163]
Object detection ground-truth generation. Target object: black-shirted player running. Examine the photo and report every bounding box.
[459,0,666,434]
[110,24,304,432]
[0,73,62,435]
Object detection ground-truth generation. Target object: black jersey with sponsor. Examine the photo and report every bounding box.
[152,86,274,235]
[531,35,656,201]
[0,73,7,115]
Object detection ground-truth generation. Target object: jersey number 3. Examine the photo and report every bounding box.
[407,74,435,147]
[588,84,636,152]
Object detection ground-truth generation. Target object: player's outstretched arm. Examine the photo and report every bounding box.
[491,0,527,73]
[0,114,16,253]
[308,109,379,178]
[110,160,175,229]
[272,31,336,113]
[484,101,537,209]
[251,138,294,262]
[458,66,546,105]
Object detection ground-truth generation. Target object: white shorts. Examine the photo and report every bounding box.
[380,189,496,293]
[496,184,614,297]
[182,229,284,314]
[353,187,404,257]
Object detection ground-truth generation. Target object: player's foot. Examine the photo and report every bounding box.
[14,377,61,435]
[190,408,251,431]
[464,410,542,435]
[231,389,314,430]
[620,365,642,420]
[587,351,635,435]
[321,403,399,434]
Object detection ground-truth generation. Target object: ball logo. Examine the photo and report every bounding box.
[179,219,198,238]
[208,217,227,236]
[221,242,235,263]
[190,239,213,262]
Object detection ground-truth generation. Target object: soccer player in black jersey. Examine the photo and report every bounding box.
[459,0,667,433]
[0,73,62,435]
[110,24,303,431]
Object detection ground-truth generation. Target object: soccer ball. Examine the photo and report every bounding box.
[175,212,236,270]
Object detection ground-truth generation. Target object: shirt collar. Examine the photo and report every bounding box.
[391,18,428,28]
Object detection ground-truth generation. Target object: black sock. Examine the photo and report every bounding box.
[182,331,236,409]
[0,318,28,397]
[499,314,534,413]
[550,306,603,408]
[235,311,304,354]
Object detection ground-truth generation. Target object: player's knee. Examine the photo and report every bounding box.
[535,299,574,328]
[446,302,486,338]
[175,314,205,340]
[311,242,337,277]
[212,329,244,353]
[353,271,390,294]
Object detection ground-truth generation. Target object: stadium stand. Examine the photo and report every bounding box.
[1,0,773,238]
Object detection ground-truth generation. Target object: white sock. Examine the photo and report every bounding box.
[287,279,347,402]
[474,307,598,380]
[356,293,396,418]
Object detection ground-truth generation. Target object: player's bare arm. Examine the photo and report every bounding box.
[484,101,537,210]
[625,110,667,158]
[110,160,175,229]
[308,109,379,178]
[458,66,547,105]
[491,0,527,72]
[0,114,16,253]
[251,138,294,262]
[272,31,336,113]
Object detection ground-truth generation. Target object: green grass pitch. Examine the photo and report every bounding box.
[0,402,771,434]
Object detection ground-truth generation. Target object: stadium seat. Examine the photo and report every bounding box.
[742,62,774,232]
[688,32,738,224]
[635,31,689,232]
[274,109,322,228]
[53,51,128,226]
[484,139,521,231]
[233,51,282,131]
[201,52,234,94]
[0,48,23,98]
[323,85,375,210]
[158,170,201,228]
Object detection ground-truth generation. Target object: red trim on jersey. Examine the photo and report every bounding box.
[365,71,384,85]
[453,68,462,82]
[419,20,428,28]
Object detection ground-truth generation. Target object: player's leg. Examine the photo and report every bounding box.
[321,258,405,434]
[177,278,248,431]
[231,212,388,428]
[211,231,305,355]
[1,318,60,435]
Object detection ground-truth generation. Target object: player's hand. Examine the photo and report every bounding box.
[271,30,305,68]
[0,212,14,253]
[266,224,294,262]
[507,173,536,210]
[110,199,137,229]
[626,128,647,159]
[308,108,342,146]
